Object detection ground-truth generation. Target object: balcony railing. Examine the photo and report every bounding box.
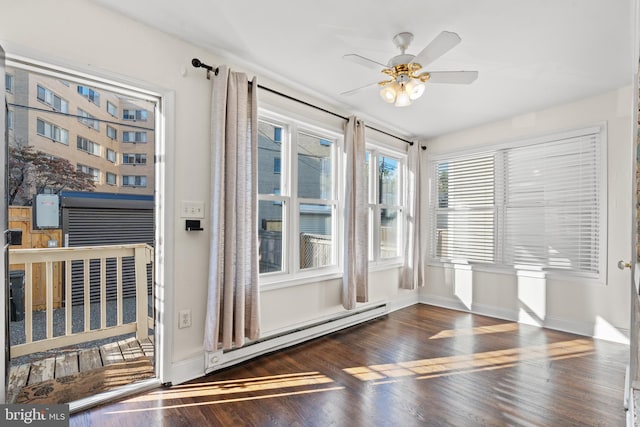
[9,244,153,358]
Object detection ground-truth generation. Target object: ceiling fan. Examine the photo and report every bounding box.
[342,31,478,107]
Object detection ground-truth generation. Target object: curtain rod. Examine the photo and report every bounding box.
[192,58,424,149]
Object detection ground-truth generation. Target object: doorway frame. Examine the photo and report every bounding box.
[2,52,174,410]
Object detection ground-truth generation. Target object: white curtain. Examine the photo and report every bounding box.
[401,142,425,289]
[343,116,368,309]
[204,65,260,352]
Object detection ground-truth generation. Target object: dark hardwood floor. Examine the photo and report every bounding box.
[70,304,629,426]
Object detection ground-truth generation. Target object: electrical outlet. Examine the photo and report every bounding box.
[178,309,192,329]
[181,201,205,218]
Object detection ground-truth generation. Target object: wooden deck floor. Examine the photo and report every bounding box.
[7,336,154,403]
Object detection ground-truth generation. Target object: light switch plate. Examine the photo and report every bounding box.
[181,201,205,218]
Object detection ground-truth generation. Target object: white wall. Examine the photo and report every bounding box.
[421,86,634,342]
[0,0,416,385]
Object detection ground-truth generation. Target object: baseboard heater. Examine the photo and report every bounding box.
[205,303,388,373]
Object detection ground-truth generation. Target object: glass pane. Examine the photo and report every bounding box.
[258,121,283,195]
[378,156,399,204]
[258,200,284,273]
[298,133,332,199]
[299,203,333,269]
[380,208,399,258]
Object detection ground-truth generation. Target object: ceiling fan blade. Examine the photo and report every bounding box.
[427,71,478,84]
[340,81,380,96]
[412,31,462,68]
[343,54,387,70]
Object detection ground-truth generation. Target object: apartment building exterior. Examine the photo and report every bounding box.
[5,67,155,201]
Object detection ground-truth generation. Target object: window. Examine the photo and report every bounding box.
[123,153,147,165]
[106,149,117,163]
[122,175,147,187]
[36,118,69,144]
[123,109,148,121]
[7,110,13,130]
[122,131,147,143]
[257,115,340,277]
[77,164,100,182]
[106,172,117,185]
[78,108,99,131]
[77,136,100,156]
[106,125,117,140]
[37,85,69,113]
[77,85,100,105]
[429,125,605,279]
[367,150,404,261]
[5,74,13,92]
[107,101,118,117]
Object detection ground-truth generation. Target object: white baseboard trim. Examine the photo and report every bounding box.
[168,353,208,386]
[203,303,389,375]
[419,294,630,344]
[168,296,418,385]
[386,292,420,313]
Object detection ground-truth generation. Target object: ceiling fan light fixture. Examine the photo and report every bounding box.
[406,80,425,100]
[394,84,411,107]
[380,82,398,103]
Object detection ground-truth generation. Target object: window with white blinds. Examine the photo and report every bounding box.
[429,125,605,279]
[502,132,601,274]
[432,155,496,263]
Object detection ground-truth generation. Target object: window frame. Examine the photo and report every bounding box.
[36,84,69,113]
[76,135,101,156]
[257,109,343,287]
[5,73,14,93]
[36,117,69,145]
[366,144,407,267]
[122,175,147,187]
[122,131,147,143]
[427,124,607,283]
[77,85,100,106]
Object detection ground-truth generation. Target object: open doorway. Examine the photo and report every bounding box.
[4,58,161,406]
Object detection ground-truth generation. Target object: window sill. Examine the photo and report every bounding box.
[426,260,605,286]
[259,261,405,291]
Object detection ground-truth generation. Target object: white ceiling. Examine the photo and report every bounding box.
[92,0,633,140]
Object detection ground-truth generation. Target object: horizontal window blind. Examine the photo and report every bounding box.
[502,133,601,274]
[432,155,495,263]
[429,125,604,279]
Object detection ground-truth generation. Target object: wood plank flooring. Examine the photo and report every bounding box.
[7,336,154,403]
[70,305,629,426]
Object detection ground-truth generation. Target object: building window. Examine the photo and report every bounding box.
[257,115,340,277]
[122,109,148,121]
[7,110,13,130]
[77,85,100,106]
[122,175,147,187]
[367,151,404,261]
[123,153,147,165]
[77,164,100,182]
[106,149,117,163]
[429,125,605,280]
[5,74,13,93]
[122,131,147,143]
[106,172,117,185]
[107,101,118,117]
[37,85,69,113]
[78,108,100,131]
[77,136,101,156]
[106,125,117,140]
[36,118,69,145]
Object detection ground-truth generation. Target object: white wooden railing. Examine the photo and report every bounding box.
[9,244,153,358]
